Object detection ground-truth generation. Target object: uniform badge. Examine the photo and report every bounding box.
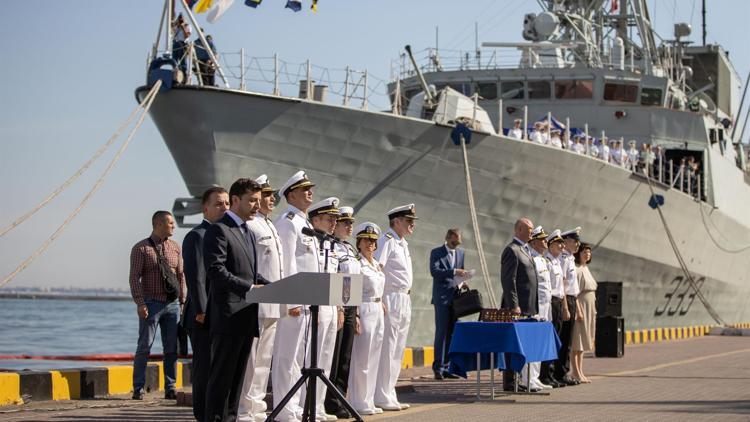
[385,233,393,239]
[342,276,351,304]
[286,212,295,220]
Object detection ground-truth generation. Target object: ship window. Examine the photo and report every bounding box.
[641,87,663,106]
[554,80,593,99]
[475,82,497,100]
[604,82,638,102]
[500,81,524,99]
[527,81,551,100]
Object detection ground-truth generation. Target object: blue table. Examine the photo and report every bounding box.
[448,321,561,380]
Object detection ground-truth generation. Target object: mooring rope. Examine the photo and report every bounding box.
[698,202,750,253]
[0,81,162,288]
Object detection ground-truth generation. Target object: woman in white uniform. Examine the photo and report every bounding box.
[347,222,386,415]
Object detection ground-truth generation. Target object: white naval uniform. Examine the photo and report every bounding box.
[508,127,524,140]
[589,144,599,159]
[348,256,385,412]
[238,211,284,420]
[545,252,565,301]
[271,205,320,421]
[572,143,584,154]
[374,228,412,408]
[561,252,580,297]
[550,136,563,148]
[299,242,339,418]
[530,130,545,144]
[627,147,639,171]
[611,148,623,167]
[600,145,611,162]
[522,249,552,389]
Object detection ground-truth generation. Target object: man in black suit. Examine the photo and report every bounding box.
[203,178,270,422]
[182,186,229,422]
[500,217,538,391]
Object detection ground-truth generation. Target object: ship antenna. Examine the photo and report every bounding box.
[701,0,707,46]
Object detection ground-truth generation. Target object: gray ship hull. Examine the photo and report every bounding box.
[139,86,750,346]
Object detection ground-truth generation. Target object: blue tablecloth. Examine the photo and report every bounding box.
[448,321,561,378]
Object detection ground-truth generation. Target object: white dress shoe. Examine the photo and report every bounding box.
[316,413,337,421]
[373,407,384,414]
[356,408,376,415]
[535,381,553,390]
[375,403,402,411]
[399,403,410,410]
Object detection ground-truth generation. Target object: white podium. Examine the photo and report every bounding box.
[246,272,363,306]
[246,272,364,422]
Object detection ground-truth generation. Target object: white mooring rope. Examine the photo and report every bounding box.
[0,81,162,288]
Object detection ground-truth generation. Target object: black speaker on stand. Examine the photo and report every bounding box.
[596,281,622,317]
[595,282,624,357]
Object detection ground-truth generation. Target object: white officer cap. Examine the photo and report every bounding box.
[308,197,340,218]
[254,174,275,193]
[546,229,564,243]
[561,226,582,241]
[355,222,381,240]
[513,118,522,123]
[337,206,355,222]
[279,170,315,197]
[387,203,418,220]
[530,226,548,241]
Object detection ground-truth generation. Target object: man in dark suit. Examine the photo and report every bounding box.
[203,178,270,422]
[429,228,466,380]
[500,217,538,391]
[182,186,229,422]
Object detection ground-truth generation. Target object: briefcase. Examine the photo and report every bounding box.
[452,286,484,318]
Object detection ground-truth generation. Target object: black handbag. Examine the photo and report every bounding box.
[452,285,484,318]
[148,238,180,302]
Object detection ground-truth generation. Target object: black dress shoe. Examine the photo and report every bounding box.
[434,372,445,380]
[443,372,460,379]
[132,389,144,400]
[164,389,177,400]
[561,377,580,386]
[334,408,351,419]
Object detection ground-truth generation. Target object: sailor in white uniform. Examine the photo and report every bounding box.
[599,137,611,163]
[572,135,585,154]
[508,118,524,140]
[271,170,320,422]
[626,140,640,171]
[588,138,599,158]
[549,128,563,148]
[555,226,582,385]
[539,229,568,388]
[521,226,553,391]
[301,197,341,421]
[238,175,284,422]
[347,222,386,415]
[374,204,417,411]
[530,122,545,144]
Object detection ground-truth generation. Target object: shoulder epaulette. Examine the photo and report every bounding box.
[385,233,393,239]
[286,212,295,220]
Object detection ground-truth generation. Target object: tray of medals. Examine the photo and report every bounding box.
[478,308,516,322]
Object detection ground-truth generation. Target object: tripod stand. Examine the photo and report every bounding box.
[266,237,363,422]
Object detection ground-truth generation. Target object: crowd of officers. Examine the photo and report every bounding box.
[130,170,418,422]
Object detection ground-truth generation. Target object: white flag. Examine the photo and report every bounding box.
[207,0,235,23]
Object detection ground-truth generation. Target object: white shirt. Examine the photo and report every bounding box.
[508,127,524,140]
[545,252,565,299]
[274,205,320,310]
[600,145,611,162]
[335,240,361,275]
[359,256,385,300]
[248,211,284,319]
[627,147,639,165]
[530,130,545,144]
[376,227,413,292]
[572,143,584,154]
[561,251,580,296]
[589,144,599,158]
[550,136,562,148]
[530,249,552,306]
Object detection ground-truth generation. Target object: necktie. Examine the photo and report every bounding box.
[448,249,455,269]
[240,223,253,247]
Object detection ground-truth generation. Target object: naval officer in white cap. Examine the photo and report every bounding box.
[374,204,417,411]
[271,170,319,421]
[508,118,524,140]
[554,226,582,386]
[238,175,284,421]
[302,197,341,421]
[348,222,386,415]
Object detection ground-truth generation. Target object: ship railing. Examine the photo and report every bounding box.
[393,47,544,80]
[157,46,394,111]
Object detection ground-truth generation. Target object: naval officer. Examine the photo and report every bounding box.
[374,204,418,411]
[539,229,568,389]
[302,197,341,422]
[508,118,524,140]
[554,227,582,386]
[271,170,319,422]
[238,175,283,422]
[325,206,360,419]
[348,222,386,415]
[521,226,552,392]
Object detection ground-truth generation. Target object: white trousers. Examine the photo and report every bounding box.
[271,310,309,420]
[521,361,542,387]
[348,302,384,411]
[374,292,411,407]
[238,317,277,417]
[300,305,337,416]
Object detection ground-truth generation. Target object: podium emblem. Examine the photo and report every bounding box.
[342,276,351,304]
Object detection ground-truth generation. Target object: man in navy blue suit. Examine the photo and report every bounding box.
[429,228,467,380]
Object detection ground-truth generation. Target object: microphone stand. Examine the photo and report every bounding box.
[267,232,363,422]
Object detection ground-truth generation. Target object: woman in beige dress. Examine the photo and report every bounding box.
[570,243,597,383]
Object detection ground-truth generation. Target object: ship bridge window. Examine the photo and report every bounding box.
[641,87,663,106]
[528,81,551,100]
[500,81,524,100]
[554,79,594,99]
[604,82,639,102]
[475,82,497,100]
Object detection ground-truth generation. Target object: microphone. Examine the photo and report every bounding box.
[301,227,338,243]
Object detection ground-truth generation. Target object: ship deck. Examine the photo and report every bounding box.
[4,335,750,421]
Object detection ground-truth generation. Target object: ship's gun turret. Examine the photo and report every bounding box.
[404,45,436,107]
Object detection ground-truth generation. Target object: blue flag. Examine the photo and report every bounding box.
[245,0,261,7]
[285,0,302,12]
[187,0,198,8]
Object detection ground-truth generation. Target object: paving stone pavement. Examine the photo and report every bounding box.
[2,335,749,421]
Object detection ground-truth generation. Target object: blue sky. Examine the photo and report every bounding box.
[1,0,748,289]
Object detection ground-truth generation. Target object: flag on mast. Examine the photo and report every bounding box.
[194,0,214,13]
[207,0,235,22]
[285,0,302,12]
[245,0,262,7]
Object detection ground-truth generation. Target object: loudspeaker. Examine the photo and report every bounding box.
[595,316,625,358]
[596,281,622,317]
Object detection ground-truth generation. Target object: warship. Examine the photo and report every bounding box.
[138,0,750,346]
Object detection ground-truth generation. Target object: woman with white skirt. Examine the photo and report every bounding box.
[347,222,386,415]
